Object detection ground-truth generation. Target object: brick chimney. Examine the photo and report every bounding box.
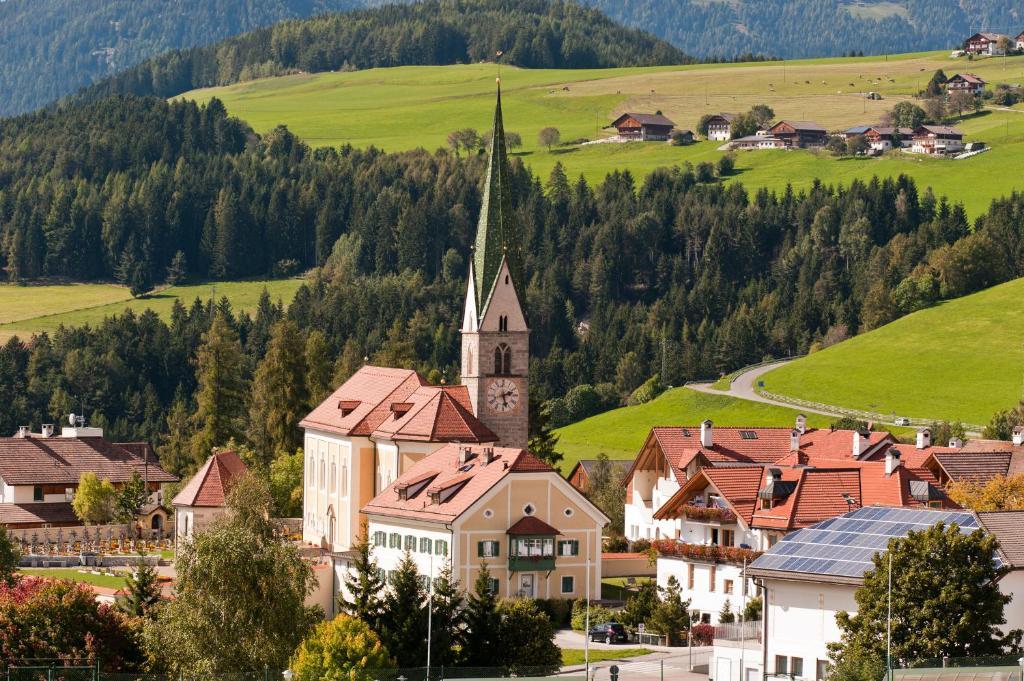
[700,420,713,448]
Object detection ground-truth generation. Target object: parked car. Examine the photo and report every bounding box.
[589,622,628,644]
[895,417,911,426]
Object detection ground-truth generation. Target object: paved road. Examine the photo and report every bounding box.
[557,629,712,681]
[687,359,850,418]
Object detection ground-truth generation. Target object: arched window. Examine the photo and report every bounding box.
[493,343,512,375]
[499,315,508,332]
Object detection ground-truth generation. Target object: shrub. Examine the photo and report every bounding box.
[604,535,629,553]
[291,615,392,681]
[571,597,616,631]
[628,374,665,406]
[534,598,574,628]
[631,538,651,553]
[690,622,715,646]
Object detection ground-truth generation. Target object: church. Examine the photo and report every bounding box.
[300,85,607,606]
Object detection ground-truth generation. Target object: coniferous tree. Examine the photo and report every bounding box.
[249,319,309,467]
[304,330,333,406]
[166,250,188,285]
[380,550,428,667]
[462,563,500,667]
[427,562,466,668]
[189,310,248,464]
[340,525,386,633]
[158,397,195,476]
[121,559,162,618]
[528,393,562,466]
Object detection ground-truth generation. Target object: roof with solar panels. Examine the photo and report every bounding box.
[748,506,986,585]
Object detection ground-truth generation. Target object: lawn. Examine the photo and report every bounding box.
[183,53,1024,217]
[759,277,1024,427]
[19,568,128,590]
[553,387,838,473]
[0,278,305,341]
[561,648,653,666]
[602,576,654,601]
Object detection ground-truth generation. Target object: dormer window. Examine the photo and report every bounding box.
[338,400,361,417]
[391,402,412,419]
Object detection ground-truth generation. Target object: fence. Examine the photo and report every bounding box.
[3,668,582,681]
[713,620,762,643]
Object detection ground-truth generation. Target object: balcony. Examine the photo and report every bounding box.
[509,535,555,572]
[680,504,736,523]
[509,554,556,572]
[652,539,761,565]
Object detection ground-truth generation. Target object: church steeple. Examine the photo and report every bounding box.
[473,81,523,315]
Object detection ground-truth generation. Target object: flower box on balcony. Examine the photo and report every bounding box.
[652,540,761,565]
[680,505,736,523]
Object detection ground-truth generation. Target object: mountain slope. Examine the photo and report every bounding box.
[580,0,1022,60]
[759,278,1024,426]
[76,0,689,103]
[0,0,371,117]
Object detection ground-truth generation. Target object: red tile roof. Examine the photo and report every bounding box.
[172,450,247,508]
[978,511,1024,569]
[0,436,177,486]
[0,502,80,527]
[507,516,561,535]
[301,366,496,444]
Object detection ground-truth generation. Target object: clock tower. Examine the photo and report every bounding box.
[461,82,529,449]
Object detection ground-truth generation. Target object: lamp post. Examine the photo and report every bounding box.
[426,551,435,680]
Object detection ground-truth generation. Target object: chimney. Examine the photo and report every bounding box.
[483,447,496,465]
[458,447,471,465]
[766,467,779,486]
[852,429,869,458]
[795,413,807,435]
[1013,426,1024,447]
[41,424,55,438]
[700,420,714,448]
[16,426,30,438]
[948,437,964,449]
[790,428,801,452]
[915,427,931,450]
[885,447,902,476]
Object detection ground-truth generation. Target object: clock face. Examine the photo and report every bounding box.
[486,378,520,413]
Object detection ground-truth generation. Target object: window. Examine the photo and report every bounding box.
[341,463,348,497]
[330,463,336,492]
[709,565,717,592]
[724,579,734,595]
[775,656,789,675]
[523,503,535,515]
[488,578,500,595]
[308,457,315,485]
[478,540,500,557]
[420,537,432,554]
[768,534,779,548]
[319,460,325,490]
[558,540,580,556]
[687,563,695,590]
[791,658,804,677]
[389,533,401,549]
[417,575,430,590]
[373,531,386,547]
[513,537,554,557]
[723,529,735,547]
[561,575,575,594]
[33,486,43,502]
[405,535,417,551]
[499,315,508,332]
[739,430,758,440]
[435,539,449,556]
[816,660,829,681]
[493,343,512,375]
[711,528,720,545]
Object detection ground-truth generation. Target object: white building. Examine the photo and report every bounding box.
[706,113,738,141]
[731,507,1024,681]
[172,449,247,542]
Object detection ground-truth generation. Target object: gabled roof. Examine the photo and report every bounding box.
[0,435,177,486]
[567,458,632,480]
[507,516,561,535]
[978,511,1024,569]
[612,112,676,127]
[930,451,1015,484]
[370,385,497,443]
[300,365,427,437]
[708,112,737,123]
[948,73,985,84]
[172,450,247,508]
[914,125,964,137]
[0,502,80,526]
[770,120,827,133]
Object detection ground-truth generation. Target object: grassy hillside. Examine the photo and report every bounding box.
[0,279,304,341]
[759,278,1024,427]
[552,386,838,472]
[184,53,1024,216]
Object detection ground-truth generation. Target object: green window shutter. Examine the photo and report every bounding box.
[477,541,484,557]
[572,540,580,556]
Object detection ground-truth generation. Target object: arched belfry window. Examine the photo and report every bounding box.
[499,315,508,332]
[494,343,512,375]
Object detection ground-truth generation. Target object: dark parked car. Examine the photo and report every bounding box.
[588,622,628,644]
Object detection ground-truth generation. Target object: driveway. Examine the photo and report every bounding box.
[557,629,713,681]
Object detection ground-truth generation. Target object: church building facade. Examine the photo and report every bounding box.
[300,85,606,607]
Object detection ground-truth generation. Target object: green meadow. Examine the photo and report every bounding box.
[759,277,1024,427]
[552,387,839,472]
[0,279,304,341]
[184,52,1024,216]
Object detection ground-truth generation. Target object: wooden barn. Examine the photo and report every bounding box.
[610,112,676,141]
[766,120,828,148]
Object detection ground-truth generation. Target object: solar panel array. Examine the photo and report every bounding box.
[750,506,980,578]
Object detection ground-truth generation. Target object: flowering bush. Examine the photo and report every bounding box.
[0,576,144,669]
[689,622,716,646]
[680,505,736,522]
[652,540,761,564]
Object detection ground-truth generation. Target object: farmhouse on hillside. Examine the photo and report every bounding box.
[729,135,785,150]
[910,124,965,155]
[610,112,676,141]
[0,423,176,535]
[566,458,631,493]
[765,120,828,148]
[705,113,737,141]
[1017,31,1024,51]
[963,32,1010,55]
[300,85,607,609]
[946,73,986,95]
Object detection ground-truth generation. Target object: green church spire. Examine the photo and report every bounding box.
[473,81,523,311]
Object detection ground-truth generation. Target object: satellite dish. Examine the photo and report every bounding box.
[68,413,77,426]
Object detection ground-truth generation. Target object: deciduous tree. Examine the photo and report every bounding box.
[947,474,1024,511]
[72,471,117,524]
